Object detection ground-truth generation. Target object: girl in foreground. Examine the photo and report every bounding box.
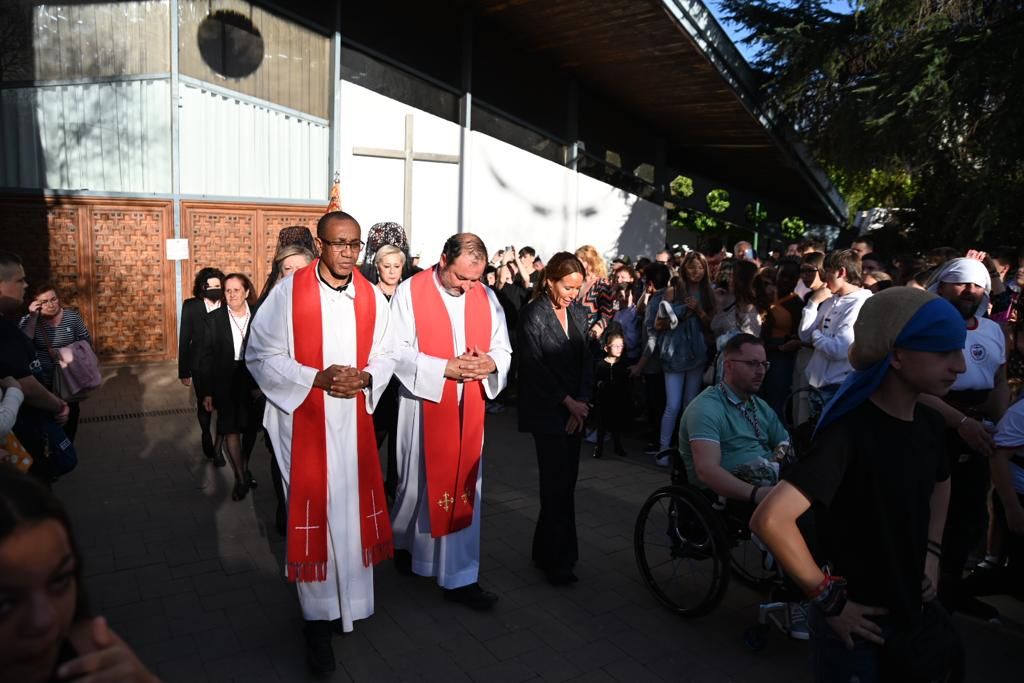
[0,466,158,682]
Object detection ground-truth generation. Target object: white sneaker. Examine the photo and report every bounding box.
[654,450,673,468]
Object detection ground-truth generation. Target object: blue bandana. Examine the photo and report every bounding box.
[815,296,966,434]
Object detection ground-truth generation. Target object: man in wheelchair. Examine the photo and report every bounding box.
[679,333,791,506]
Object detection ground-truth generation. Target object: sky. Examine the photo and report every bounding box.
[707,1,855,64]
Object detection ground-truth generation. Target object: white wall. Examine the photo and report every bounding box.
[336,80,666,264]
[0,79,171,193]
[468,133,667,263]
[178,81,329,200]
[337,80,461,262]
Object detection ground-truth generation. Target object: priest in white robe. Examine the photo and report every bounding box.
[390,233,512,609]
[245,212,394,677]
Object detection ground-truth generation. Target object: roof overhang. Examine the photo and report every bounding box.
[465,0,846,224]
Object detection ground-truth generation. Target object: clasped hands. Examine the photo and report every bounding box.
[315,365,370,399]
[444,347,496,383]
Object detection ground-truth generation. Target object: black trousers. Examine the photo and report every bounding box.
[939,444,991,608]
[532,432,581,572]
[643,372,666,447]
[193,384,216,459]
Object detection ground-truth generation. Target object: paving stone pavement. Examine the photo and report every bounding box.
[61,363,1022,682]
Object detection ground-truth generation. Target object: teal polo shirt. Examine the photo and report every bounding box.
[679,383,790,487]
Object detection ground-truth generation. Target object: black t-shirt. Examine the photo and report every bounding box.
[784,399,948,625]
[0,316,48,462]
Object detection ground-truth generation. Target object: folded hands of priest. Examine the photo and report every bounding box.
[444,348,495,382]
[315,364,370,398]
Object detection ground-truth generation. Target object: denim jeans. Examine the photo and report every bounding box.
[659,368,704,450]
[809,383,842,420]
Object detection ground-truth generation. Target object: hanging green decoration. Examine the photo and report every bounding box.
[706,189,730,214]
[670,175,694,198]
[781,216,806,240]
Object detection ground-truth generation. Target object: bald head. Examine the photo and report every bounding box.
[441,233,488,265]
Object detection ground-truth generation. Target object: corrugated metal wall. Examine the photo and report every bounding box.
[178,81,329,200]
[0,78,171,193]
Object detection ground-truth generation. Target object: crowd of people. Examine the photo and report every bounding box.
[2,220,1023,681]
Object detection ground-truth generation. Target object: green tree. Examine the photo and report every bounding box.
[718,0,1024,246]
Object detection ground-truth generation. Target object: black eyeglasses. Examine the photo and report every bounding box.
[728,359,771,371]
[320,239,364,254]
[799,267,820,274]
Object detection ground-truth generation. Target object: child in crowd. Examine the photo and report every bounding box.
[593,332,631,458]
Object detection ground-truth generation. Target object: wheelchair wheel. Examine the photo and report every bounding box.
[728,534,777,590]
[634,486,730,616]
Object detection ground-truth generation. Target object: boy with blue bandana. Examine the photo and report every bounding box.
[751,287,967,682]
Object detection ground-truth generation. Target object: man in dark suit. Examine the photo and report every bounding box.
[178,267,226,464]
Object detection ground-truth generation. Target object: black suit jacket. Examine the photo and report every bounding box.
[516,296,593,434]
[197,305,258,400]
[178,298,215,380]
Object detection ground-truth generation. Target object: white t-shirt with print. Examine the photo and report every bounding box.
[950,317,1005,391]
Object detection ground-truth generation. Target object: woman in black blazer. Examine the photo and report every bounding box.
[178,267,225,463]
[517,252,593,585]
[199,273,262,501]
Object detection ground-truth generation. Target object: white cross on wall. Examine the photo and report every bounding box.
[294,499,321,557]
[352,113,460,245]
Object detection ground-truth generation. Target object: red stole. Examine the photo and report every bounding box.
[410,268,492,538]
[287,261,392,582]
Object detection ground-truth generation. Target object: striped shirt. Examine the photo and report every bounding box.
[18,309,91,389]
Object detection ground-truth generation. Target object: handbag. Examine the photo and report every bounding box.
[45,333,102,402]
[42,419,77,476]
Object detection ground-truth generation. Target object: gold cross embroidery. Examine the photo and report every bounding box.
[461,488,472,504]
[438,492,454,512]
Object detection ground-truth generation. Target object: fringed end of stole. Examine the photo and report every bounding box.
[363,541,394,568]
[287,561,328,583]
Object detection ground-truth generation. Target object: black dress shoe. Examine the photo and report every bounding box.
[592,447,603,459]
[246,470,258,489]
[443,582,498,610]
[213,447,226,468]
[303,621,336,677]
[393,548,413,576]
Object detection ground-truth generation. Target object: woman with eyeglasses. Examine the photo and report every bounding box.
[198,273,262,501]
[19,283,92,442]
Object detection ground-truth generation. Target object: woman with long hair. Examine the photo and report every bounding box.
[517,252,593,585]
[652,251,714,467]
[574,245,615,340]
[254,246,314,532]
[199,273,261,501]
[256,244,316,306]
[707,259,761,385]
[0,466,157,683]
[19,283,92,442]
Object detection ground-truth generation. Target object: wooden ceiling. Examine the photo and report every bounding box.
[463,0,844,222]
